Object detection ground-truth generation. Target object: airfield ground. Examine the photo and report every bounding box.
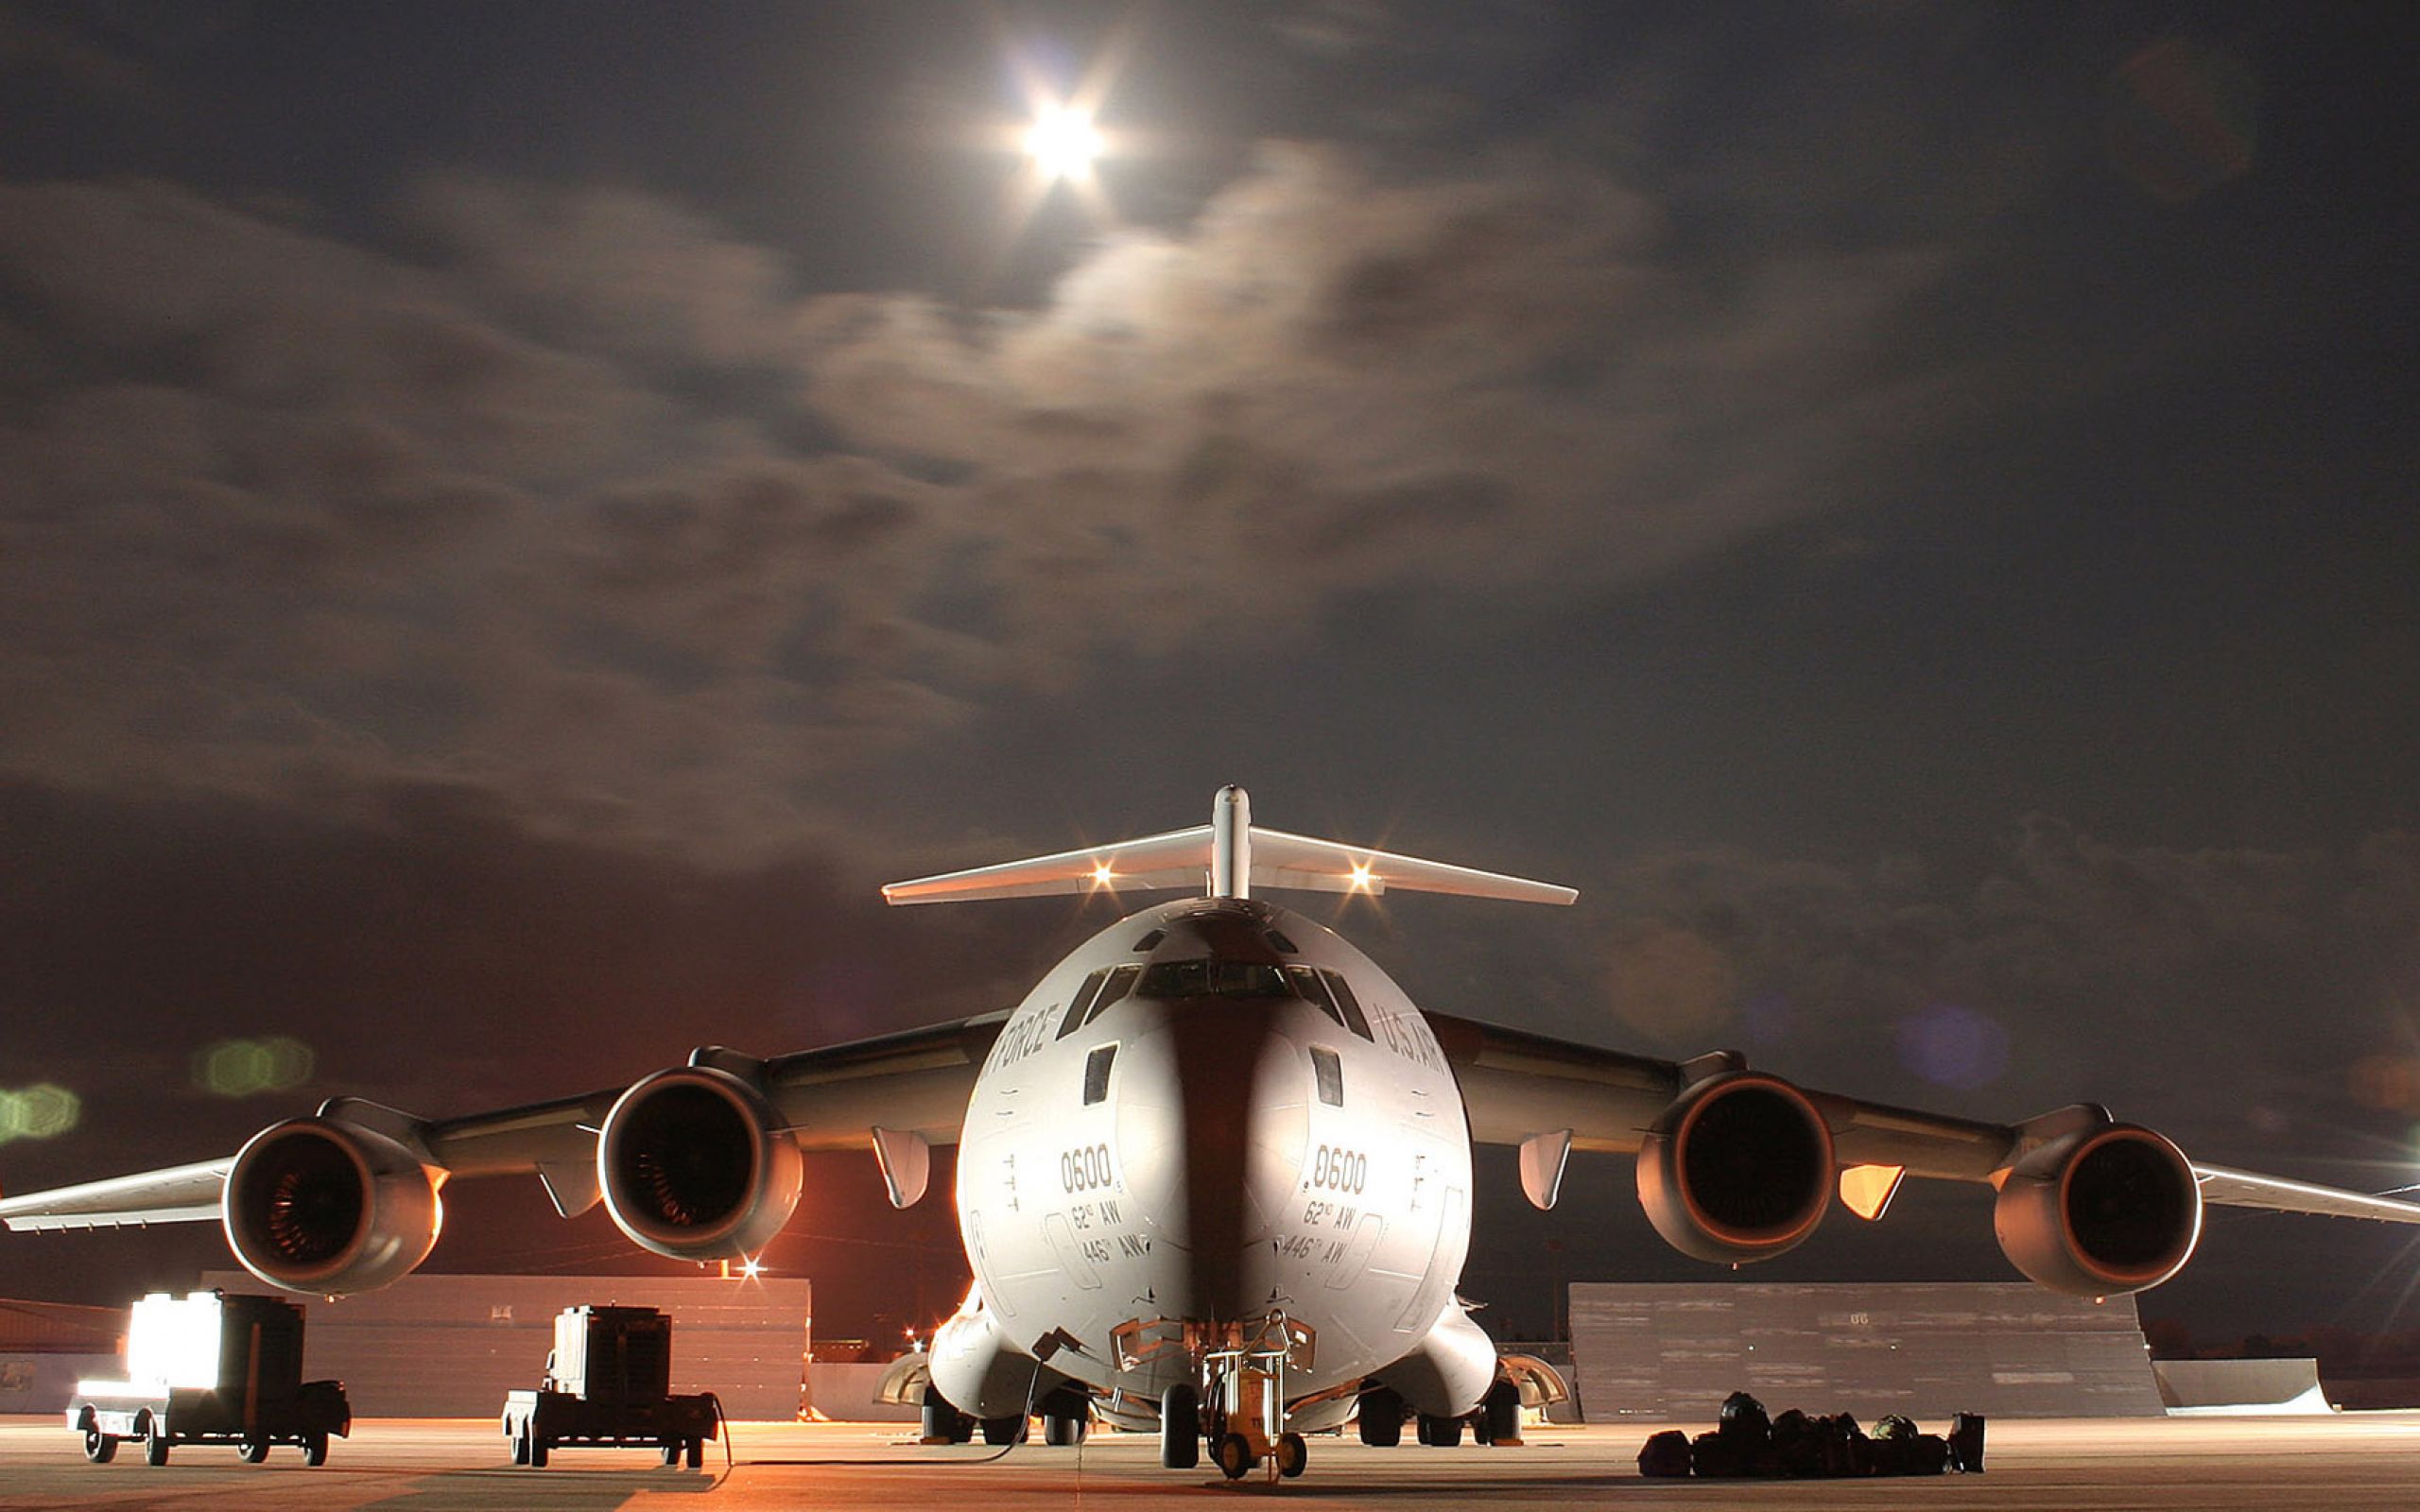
[6,1413,2420,1509]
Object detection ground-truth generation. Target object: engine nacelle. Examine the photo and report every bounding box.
[222,1117,442,1295]
[597,1065,802,1261]
[1994,1124,2202,1296]
[1636,1072,1834,1264]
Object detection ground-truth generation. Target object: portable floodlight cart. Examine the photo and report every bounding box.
[67,1291,350,1467]
[501,1305,720,1468]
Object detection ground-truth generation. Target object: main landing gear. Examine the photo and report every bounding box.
[1360,1377,1525,1451]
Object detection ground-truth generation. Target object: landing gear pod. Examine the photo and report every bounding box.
[1636,1073,1834,1264]
[1994,1124,2202,1296]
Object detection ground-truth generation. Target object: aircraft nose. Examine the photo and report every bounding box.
[1115,1004,1308,1319]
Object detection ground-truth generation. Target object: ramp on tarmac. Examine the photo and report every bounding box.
[2155,1356,2331,1414]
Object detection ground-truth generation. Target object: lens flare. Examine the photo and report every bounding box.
[194,1037,317,1097]
[0,1083,81,1144]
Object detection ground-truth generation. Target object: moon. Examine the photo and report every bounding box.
[1024,104,1103,181]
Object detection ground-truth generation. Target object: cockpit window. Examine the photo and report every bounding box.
[1265,929,1300,954]
[1127,955,1380,1038]
[1310,1045,1343,1107]
[1321,970,1374,1040]
[1286,966,1346,1030]
[1057,969,1110,1039]
[1083,964,1143,1025]
[1132,929,1166,952]
[1135,958,1291,1000]
[1082,1043,1116,1106]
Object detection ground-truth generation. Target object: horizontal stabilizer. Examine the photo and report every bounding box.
[883,801,1575,908]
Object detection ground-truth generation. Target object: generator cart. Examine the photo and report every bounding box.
[501,1305,720,1468]
[67,1290,350,1467]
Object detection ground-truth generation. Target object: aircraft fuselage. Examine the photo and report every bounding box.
[952,894,1472,1406]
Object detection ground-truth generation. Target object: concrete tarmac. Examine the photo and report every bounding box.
[7,1413,2420,1509]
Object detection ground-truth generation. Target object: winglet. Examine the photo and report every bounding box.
[881,787,1577,907]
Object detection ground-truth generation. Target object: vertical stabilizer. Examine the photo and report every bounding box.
[1211,785,1251,899]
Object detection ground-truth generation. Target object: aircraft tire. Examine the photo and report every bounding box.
[979,1414,1027,1446]
[1482,1380,1523,1445]
[921,1385,974,1444]
[1160,1383,1201,1469]
[1418,1412,1464,1448]
[1357,1387,1404,1447]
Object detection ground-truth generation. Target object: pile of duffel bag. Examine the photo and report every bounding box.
[1636,1391,1986,1478]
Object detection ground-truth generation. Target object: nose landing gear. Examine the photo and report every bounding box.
[1200,1315,1317,1482]
[1117,1313,1319,1481]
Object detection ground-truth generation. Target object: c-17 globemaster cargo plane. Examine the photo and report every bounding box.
[9,787,2420,1479]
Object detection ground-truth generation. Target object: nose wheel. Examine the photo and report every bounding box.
[1160,1383,1201,1469]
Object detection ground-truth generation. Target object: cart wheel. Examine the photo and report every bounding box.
[510,1427,529,1466]
[237,1438,270,1464]
[302,1432,329,1468]
[83,1429,117,1464]
[527,1433,548,1469]
[660,1442,681,1467]
[1215,1431,1256,1481]
[1276,1432,1308,1479]
[142,1422,169,1466]
[686,1436,704,1469]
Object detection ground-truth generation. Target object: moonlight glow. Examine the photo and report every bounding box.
[1024,104,1103,180]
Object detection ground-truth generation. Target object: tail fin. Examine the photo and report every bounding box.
[880,786,1577,907]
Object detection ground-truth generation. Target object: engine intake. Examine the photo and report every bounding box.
[222,1117,442,1295]
[1994,1124,2202,1296]
[598,1065,802,1260]
[1636,1072,1834,1263]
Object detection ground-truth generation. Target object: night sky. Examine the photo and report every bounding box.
[2,2,2416,1352]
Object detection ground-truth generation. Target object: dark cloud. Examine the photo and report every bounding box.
[1430,820,2420,1166]
[0,129,1974,863]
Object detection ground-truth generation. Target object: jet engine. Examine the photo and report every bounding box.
[1635,1072,1834,1263]
[222,1116,442,1295]
[597,1064,802,1260]
[1994,1123,2202,1296]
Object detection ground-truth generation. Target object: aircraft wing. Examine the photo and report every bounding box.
[0,1011,1009,1233]
[0,1158,233,1231]
[1425,1009,2420,1220]
[2190,1163,2420,1222]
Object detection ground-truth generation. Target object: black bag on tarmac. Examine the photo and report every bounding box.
[1691,1431,1749,1478]
[1770,1408,1821,1477]
[1637,1430,1692,1477]
[1948,1412,1987,1472]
